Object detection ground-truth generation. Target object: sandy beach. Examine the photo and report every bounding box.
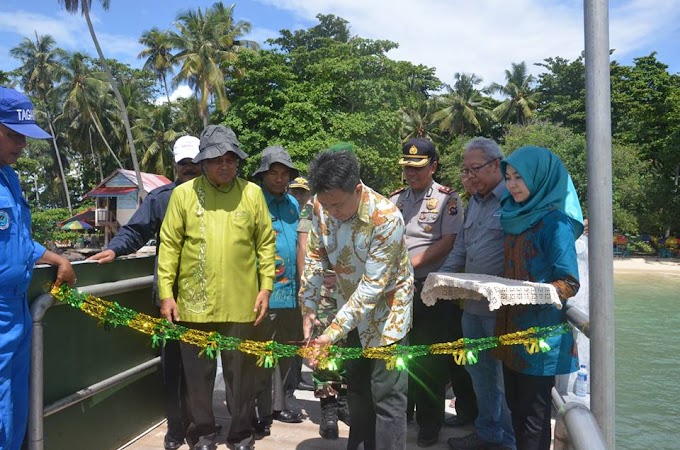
[613,256,680,275]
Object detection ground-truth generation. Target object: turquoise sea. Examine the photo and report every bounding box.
[615,272,680,449]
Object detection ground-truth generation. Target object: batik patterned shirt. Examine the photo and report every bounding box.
[300,183,414,347]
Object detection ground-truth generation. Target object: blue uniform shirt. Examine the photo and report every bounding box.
[0,166,46,298]
[264,190,299,309]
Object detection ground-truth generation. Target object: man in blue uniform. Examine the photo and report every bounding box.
[0,86,76,450]
[88,135,202,450]
[251,146,303,436]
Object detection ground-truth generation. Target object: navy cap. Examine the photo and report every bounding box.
[399,138,437,168]
[0,86,51,139]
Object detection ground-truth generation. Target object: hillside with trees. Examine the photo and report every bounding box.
[4,4,679,235]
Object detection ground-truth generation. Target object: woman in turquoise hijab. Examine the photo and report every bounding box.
[494,146,583,450]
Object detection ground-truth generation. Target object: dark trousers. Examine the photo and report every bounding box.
[180,322,258,447]
[407,283,477,429]
[161,339,188,439]
[255,309,301,416]
[285,355,303,393]
[345,330,408,450]
[503,365,555,450]
[256,356,293,415]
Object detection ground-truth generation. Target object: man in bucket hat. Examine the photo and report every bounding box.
[251,146,304,435]
[0,86,76,450]
[89,135,202,450]
[158,125,275,450]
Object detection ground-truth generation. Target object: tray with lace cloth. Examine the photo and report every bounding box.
[421,272,562,311]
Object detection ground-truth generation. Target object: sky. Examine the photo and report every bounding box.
[1,0,679,101]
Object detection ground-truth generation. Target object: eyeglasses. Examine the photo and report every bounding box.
[460,158,499,176]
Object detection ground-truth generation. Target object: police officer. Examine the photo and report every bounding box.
[88,135,203,450]
[0,86,76,450]
[389,138,477,447]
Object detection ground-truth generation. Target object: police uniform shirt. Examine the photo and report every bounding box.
[389,181,463,279]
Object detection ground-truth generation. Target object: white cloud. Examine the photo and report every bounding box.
[257,0,680,85]
[154,84,193,105]
[245,26,281,47]
[0,9,141,64]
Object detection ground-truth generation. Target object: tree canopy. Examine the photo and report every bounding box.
[4,7,679,236]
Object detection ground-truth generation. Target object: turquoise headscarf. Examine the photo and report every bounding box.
[500,146,584,238]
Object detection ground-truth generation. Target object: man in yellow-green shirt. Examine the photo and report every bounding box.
[158,125,275,450]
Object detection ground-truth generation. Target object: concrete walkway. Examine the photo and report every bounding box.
[122,363,475,450]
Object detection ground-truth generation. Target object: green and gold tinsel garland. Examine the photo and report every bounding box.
[50,284,570,371]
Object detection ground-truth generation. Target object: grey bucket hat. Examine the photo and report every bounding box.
[193,125,247,163]
[252,145,300,179]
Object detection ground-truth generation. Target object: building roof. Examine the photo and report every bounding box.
[58,207,96,227]
[85,169,172,198]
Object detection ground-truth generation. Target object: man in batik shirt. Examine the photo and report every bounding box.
[300,149,414,450]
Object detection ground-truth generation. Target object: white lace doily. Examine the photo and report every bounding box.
[421,272,562,311]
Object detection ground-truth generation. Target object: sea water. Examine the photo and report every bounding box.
[615,272,680,449]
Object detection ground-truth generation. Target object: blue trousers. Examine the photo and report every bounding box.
[0,296,31,450]
[462,311,516,449]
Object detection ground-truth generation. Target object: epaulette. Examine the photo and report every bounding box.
[438,185,455,195]
[389,187,407,197]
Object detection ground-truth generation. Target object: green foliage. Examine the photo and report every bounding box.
[437,135,473,196]
[225,16,432,193]
[31,208,82,245]
[534,56,586,133]
[2,10,678,234]
[502,122,648,233]
[627,240,654,255]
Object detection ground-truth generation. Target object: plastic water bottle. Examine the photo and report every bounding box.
[575,364,588,397]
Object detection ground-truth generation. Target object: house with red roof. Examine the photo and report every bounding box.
[85,169,171,242]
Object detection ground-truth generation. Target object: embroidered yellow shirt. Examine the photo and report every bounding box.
[300,183,414,347]
[157,176,275,323]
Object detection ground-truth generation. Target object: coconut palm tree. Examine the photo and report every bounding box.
[401,100,439,142]
[432,72,490,136]
[10,33,73,213]
[0,70,15,86]
[134,103,184,176]
[55,52,124,171]
[59,0,145,200]
[138,28,174,104]
[486,61,540,125]
[169,2,258,127]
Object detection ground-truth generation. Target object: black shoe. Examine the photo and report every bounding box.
[164,433,184,450]
[298,381,315,391]
[319,397,339,439]
[191,445,217,450]
[445,414,473,427]
[273,409,303,423]
[447,433,506,450]
[234,445,254,450]
[336,394,351,426]
[252,419,271,440]
[417,428,439,447]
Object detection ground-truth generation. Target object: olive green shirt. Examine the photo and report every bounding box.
[158,176,276,323]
